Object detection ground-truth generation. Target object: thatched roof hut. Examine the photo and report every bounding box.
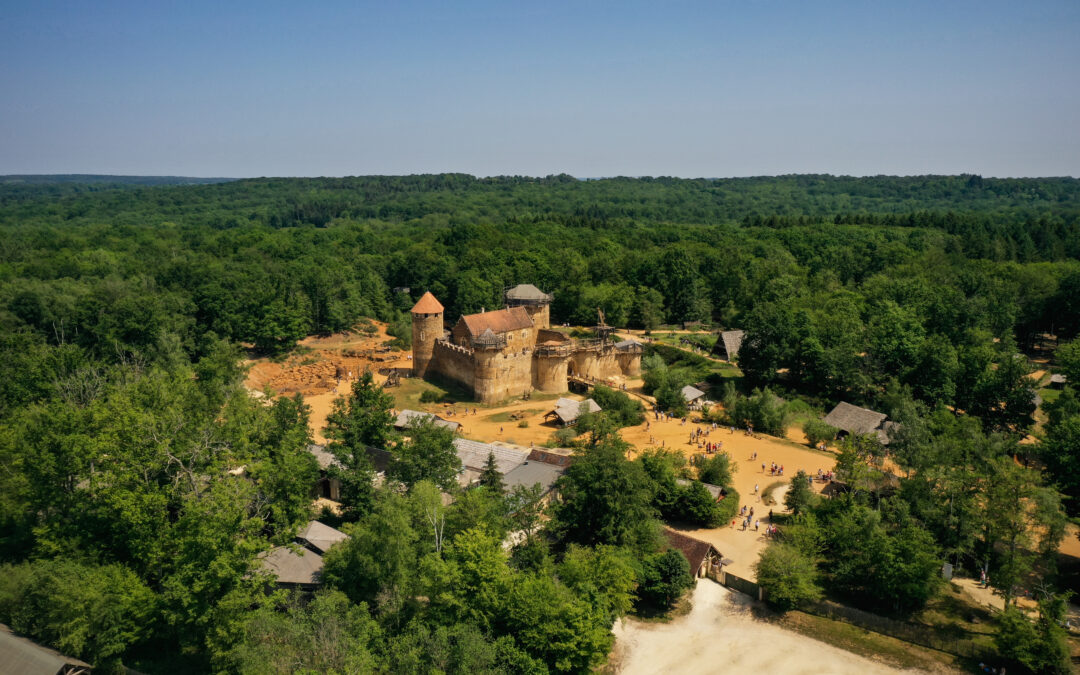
[823,401,893,445]
[546,397,602,426]
[713,330,745,361]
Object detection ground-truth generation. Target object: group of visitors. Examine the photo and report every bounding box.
[732,505,759,531]
[689,424,724,453]
[763,462,785,476]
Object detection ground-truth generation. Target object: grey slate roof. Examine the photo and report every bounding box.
[308,444,340,470]
[715,330,745,360]
[453,438,530,473]
[0,624,91,675]
[549,397,602,424]
[823,402,894,444]
[505,284,553,303]
[615,339,643,352]
[309,443,391,473]
[296,520,349,554]
[259,546,324,587]
[503,461,564,495]
[394,409,461,432]
[681,385,706,403]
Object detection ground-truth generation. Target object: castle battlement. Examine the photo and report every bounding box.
[435,339,474,357]
[412,288,641,404]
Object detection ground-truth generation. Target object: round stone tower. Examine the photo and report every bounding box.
[472,329,506,404]
[533,348,570,393]
[410,291,444,378]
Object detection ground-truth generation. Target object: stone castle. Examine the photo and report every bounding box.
[411,284,642,404]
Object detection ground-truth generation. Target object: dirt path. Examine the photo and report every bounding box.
[611,580,917,674]
[624,415,835,579]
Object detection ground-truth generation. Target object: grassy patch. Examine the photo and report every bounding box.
[913,582,997,638]
[773,610,963,672]
[1040,387,1061,404]
[761,480,787,506]
[630,592,694,622]
[392,377,475,410]
[485,409,545,423]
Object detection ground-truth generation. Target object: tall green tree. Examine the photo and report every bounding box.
[550,432,657,554]
[324,371,396,514]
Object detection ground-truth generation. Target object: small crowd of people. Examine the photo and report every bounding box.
[764,462,785,476]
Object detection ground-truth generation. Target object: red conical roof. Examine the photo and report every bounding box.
[411,291,444,314]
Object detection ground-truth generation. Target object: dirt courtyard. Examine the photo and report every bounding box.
[622,413,835,580]
[610,580,919,674]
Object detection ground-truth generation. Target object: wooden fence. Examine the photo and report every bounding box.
[800,599,994,660]
[710,569,763,602]
[705,572,994,662]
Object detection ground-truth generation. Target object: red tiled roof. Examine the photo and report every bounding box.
[411,292,444,314]
[459,306,533,336]
[663,527,716,571]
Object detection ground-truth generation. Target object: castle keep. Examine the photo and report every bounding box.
[411,284,642,404]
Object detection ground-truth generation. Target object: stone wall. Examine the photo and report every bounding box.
[523,304,550,330]
[533,354,569,393]
[536,328,569,344]
[429,340,475,392]
[616,350,642,376]
[474,349,533,404]
[570,349,619,380]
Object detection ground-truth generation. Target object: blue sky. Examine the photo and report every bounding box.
[2,0,1078,177]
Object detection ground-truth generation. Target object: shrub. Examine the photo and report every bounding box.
[697,452,735,487]
[754,544,821,611]
[677,481,725,527]
[637,550,694,611]
[715,486,739,524]
[784,470,816,515]
[590,384,645,427]
[385,311,412,348]
[654,384,688,416]
[802,419,837,447]
[727,387,789,436]
[419,389,442,404]
[552,427,578,446]
[517,420,528,428]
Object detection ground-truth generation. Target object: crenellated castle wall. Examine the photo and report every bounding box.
[429,340,475,392]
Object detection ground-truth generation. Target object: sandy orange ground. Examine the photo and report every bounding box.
[243,322,414,443]
[624,413,835,580]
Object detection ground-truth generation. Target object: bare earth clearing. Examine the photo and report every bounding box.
[610,580,924,674]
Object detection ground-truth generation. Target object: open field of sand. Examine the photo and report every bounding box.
[610,580,929,674]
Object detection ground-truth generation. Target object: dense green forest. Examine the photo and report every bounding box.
[2,174,1080,673]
